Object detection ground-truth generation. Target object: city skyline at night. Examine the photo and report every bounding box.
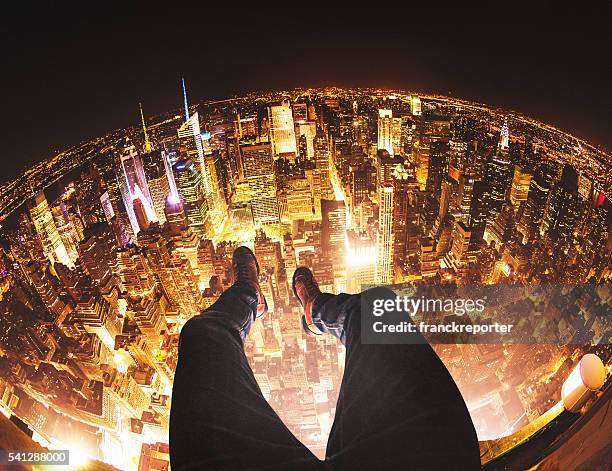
[0,84,609,469]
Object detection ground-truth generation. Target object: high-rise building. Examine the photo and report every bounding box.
[410,96,422,116]
[418,238,439,278]
[133,198,151,232]
[142,149,172,224]
[376,150,404,185]
[78,222,119,293]
[51,202,81,264]
[29,192,73,268]
[376,183,394,284]
[483,203,515,248]
[321,199,347,292]
[241,143,280,226]
[499,117,509,151]
[268,101,297,157]
[125,295,166,348]
[321,199,347,263]
[164,197,189,235]
[314,127,334,200]
[415,137,431,189]
[517,161,556,242]
[426,141,450,197]
[120,142,157,235]
[509,164,533,209]
[280,177,315,223]
[391,164,417,274]
[377,109,402,155]
[173,159,208,235]
[178,112,213,196]
[346,230,377,292]
[297,121,317,159]
[23,260,68,318]
[443,220,473,280]
[541,164,582,243]
[484,139,513,221]
[74,294,122,351]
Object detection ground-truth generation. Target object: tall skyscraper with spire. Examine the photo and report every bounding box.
[176,79,225,235]
[484,119,512,221]
[140,103,152,154]
[182,77,190,121]
[499,117,509,151]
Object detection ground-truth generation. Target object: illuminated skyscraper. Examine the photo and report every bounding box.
[517,161,555,242]
[29,192,74,268]
[173,159,208,235]
[321,199,347,292]
[120,141,157,235]
[314,127,333,200]
[391,164,417,275]
[509,164,533,209]
[499,117,509,151]
[484,133,513,221]
[377,109,394,155]
[177,113,212,194]
[426,141,450,197]
[125,295,166,348]
[415,137,431,189]
[242,143,280,226]
[143,149,172,224]
[137,229,203,317]
[484,203,515,248]
[78,222,119,291]
[346,230,377,293]
[164,197,189,235]
[443,220,473,280]
[410,95,422,116]
[298,121,317,160]
[541,164,582,243]
[100,191,115,223]
[376,183,394,284]
[74,294,122,351]
[51,202,81,264]
[133,198,151,232]
[321,199,347,263]
[268,101,297,157]
[23,260,68,318]
[279,177,315,223]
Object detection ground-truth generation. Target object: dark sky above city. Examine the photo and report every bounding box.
[1,7,611,183]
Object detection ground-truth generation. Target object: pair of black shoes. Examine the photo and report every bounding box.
[231,246,322,335]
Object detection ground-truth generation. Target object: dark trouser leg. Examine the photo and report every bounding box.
[312,289,481,471]
[170,284,323,471]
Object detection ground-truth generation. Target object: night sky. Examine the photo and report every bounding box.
[1,7,611,183]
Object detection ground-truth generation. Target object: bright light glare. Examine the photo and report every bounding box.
[69,447,89,467]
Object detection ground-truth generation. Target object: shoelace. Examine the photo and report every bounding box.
[296,274,319,298]
[233,256,258,284]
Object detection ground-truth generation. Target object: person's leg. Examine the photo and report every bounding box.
[293,270,481,470]
[170,251,322,471]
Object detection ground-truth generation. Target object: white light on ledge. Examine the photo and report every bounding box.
[561,353,606,412]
